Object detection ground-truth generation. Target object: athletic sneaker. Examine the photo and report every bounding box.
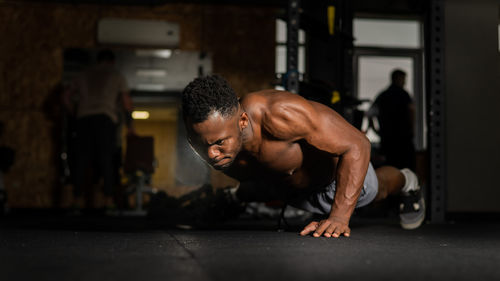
[399,169,426,230]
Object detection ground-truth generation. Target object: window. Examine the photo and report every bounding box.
[275,19,306,90]
[353,18,421,48]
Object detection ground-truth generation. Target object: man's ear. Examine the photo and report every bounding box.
[239,112,249,130]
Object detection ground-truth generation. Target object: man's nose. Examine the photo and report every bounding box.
[207,146,221,160]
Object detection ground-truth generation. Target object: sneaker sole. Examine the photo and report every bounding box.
[401,215,425,230]
[401,195,426,230]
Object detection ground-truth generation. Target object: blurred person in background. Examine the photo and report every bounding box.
[63,49,135,210]
[367,69,416,171]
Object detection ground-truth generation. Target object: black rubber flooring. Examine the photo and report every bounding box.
[1,214,499,281]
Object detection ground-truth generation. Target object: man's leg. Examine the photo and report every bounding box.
[74,117,92,209]
[95,115,116,208]
[373,166,425,229]
[373,166,405,202]
[382,141,416,171]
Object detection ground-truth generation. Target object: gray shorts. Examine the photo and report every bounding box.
[290,163,379,215]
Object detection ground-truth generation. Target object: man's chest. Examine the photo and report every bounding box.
[226,139,337,190]
[257,140,303,175]
[227,141,304,183]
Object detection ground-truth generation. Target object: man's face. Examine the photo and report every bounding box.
[186,111,244,171]
[396,75,406,88]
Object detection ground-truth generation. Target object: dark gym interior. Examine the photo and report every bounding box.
[1,0,500,280]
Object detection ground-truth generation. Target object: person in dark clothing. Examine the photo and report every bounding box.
[63,50,135,209]
[368,69,416,171]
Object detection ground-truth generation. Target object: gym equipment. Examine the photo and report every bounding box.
[121,135,156,216]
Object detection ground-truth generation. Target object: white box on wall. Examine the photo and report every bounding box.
[97,18,180,47]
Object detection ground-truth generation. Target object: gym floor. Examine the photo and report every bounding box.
[1,213,499,281]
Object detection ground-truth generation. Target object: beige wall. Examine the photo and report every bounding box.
[132,118,177,194]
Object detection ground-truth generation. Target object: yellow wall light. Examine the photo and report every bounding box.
[132,111,150,120]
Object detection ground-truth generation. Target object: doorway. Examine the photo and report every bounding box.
[353,49,425,151]
[352,17,425,152]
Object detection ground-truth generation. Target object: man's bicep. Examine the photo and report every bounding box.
[264,95,368,156]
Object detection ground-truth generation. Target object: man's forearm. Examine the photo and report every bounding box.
[329,148,370,223]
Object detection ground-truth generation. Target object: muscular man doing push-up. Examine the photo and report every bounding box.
[182,75,425,238]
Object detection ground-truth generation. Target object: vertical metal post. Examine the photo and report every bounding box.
[428,0,446,223]
[136,173,145,212]
[286,0,300,93]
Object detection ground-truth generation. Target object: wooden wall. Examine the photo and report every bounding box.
[0,2,276,207]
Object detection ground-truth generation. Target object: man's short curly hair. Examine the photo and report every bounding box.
[182,75,239,123]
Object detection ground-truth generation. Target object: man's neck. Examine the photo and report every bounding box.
[241,112,261,155]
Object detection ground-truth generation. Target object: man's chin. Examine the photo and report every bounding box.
[213,161,233,171]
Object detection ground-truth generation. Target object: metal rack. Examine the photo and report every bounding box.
[428,0,446,223]
[286,0,300,94]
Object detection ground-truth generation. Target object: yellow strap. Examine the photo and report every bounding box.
[331,91,340,104]
[328,6,335,35]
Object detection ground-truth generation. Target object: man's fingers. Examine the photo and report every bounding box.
[343,226,351,237]
[301,220,351,238]
[324,224,337,238]
[325,225,351,238]
[332,226,351,238]
[313,220,331,237]
[300,221,319,236]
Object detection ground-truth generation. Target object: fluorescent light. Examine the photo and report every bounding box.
[136,69,167,77]
[132,111,150,119]
[135,49,172,59]
[136,84,166,91]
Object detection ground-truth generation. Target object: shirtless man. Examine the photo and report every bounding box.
[182,75,425,238]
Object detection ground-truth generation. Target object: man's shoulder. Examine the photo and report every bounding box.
[243,90,315,140]
[241,89,287,103]
[242,90,309,118]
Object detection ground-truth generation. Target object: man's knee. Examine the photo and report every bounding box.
[374,184,388,201]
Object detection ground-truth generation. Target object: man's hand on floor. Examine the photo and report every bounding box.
[300,217,351,238]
